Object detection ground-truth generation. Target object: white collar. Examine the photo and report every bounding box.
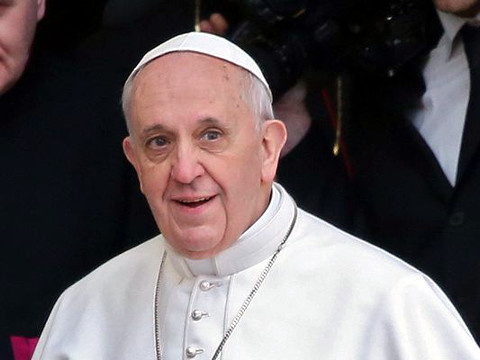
[437,9,480,58]
[165,183,296,278]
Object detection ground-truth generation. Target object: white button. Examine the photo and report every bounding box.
[199,280,221,291]
[186,346,204,358]
[191,309,209,321]
[199,281,212,291]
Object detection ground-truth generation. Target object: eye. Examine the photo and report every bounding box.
[201,130,222,141]
[146,136,168,149]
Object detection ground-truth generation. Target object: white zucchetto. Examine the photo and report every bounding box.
[125,31,272,102]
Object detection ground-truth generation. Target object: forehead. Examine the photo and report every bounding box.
[2,0,35,12]
[129,52,253,131]
[133,52,245,97]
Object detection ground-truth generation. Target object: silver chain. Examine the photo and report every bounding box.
[154,252,167,360]
[155,204,298,360]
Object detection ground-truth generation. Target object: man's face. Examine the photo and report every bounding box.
[0,0,45,95]
[433,0,480,17]
[124,53,285,259]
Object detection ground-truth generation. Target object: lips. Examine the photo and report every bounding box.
[175,195,215,208]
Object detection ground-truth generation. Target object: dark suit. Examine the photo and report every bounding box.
[349,48,480,340]
[0,49,159,359]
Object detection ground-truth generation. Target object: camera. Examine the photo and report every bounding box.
[206,0,441,98]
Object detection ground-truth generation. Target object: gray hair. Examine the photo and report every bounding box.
[241,71,275,129]
[121,62,273,134]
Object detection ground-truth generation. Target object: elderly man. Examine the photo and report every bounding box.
[33,32,480,359]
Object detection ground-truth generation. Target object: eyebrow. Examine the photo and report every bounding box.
[140,117,227,137]
[141,124,168,138]
[198,117,224,127]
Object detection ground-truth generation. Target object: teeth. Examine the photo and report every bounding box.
[179,197,211,204]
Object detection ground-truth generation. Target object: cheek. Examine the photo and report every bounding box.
[220,150,263,209]
[0,10,37,71]
[138,165,169,206]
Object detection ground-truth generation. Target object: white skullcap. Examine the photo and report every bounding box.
[126,31,272,102]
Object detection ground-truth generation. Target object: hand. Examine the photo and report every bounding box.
[199,13,229,36]
[274,81,311,157]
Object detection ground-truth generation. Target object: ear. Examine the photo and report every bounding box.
[260,120,287,183]
[37,0,46,21]
[123,137,144,193]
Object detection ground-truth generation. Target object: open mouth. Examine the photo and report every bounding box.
[176,196,215,208]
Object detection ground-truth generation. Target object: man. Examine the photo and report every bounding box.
[0,0,45,95]
[33,32,480,359]
[350,0,480,340]
[1,1,163,359]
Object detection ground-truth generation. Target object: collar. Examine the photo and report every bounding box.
[165,183,296,278]
[437,9,480,58]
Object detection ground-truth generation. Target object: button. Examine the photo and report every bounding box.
[191,309,209,321]
[199,280,221,291]
[449,211,465,226]
[186,346,204,358]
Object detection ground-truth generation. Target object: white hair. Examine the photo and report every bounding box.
[121,61,273,134]
[241,71,275,129]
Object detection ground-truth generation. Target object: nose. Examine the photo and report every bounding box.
[170,143,205,184]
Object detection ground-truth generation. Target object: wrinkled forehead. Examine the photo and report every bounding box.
[129,52,253,124]
[134,51,246,89]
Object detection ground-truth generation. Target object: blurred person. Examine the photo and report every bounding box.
[32,32,480,360]
[349,0,480,341]
[0,0,45,95]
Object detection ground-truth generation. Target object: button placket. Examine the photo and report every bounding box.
[184,276,229,359]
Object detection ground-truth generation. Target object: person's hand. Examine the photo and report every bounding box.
[274,81,311,157]
[199,13,229,35]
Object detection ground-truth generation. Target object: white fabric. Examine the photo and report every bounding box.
[126,31,273,102]
[33,184,480,360]
[410,10,480,185]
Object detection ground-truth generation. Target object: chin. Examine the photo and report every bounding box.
[435,0,480,16]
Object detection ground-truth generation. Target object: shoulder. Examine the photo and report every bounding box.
[282,209,474,331]
[58,235,165,308]
[33,236,165,359]
[276,183,424,288]
[289,208,433,289]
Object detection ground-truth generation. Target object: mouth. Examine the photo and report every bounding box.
[175,195,215,209]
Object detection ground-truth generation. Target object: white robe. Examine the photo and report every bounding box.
[33,184,480,359]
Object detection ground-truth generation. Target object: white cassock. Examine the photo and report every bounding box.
[33,184,480,360]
